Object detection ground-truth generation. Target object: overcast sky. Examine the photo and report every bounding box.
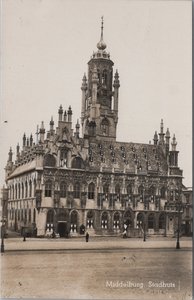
[0,0,192,188]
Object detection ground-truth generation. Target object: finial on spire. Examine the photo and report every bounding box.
[97,16,106,50]
[101,16,104,40]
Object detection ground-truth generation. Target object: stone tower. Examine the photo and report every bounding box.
[81,17,120,142]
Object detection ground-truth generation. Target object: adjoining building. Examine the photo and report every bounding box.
[182,187,193,236]
[2,19,185,238]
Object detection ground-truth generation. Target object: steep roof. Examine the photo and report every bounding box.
[88,140,168,176]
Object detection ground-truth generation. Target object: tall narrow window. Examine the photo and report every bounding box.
[22,183,24,199]
[148,213,155,229]
[70,210,78,233]
[115,184,120,200]
[29,181,32,197]
[74,182,80,198]
[45,180,52,197]
[88,182,95,199]
[113,212,120,229]
[103,183,109,195]
[127,184,132,201]
[33,208,36,223]
[159,214,165,229]
[18,184,21,199]
[160,187,166,199]
[47,210,54,224]
[149,186,155,202]
[101,212,108,229]
[25,181,28,198]
[60,182,67,198]
[138,185,144,202]
[12,185,15,200]
[29,209,31,223]
[15,184,17,200]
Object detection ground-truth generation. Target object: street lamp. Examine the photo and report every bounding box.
[1,218,6,253]
[143,220,146,242]
[176,201,183,249]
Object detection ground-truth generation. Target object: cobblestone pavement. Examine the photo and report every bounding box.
[1,237,192,300]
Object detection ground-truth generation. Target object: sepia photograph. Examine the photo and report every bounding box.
[0,0,192,299]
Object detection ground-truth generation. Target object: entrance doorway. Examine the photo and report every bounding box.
[58,222,68,237]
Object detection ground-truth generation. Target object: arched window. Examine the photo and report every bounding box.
[15,184,17,200]
[137,213,144,228]
[160,187,166,199]
[101,212,108,229]
[29,209,31,223]
[45,180,52,197]
[18,210,20,221]
[18,184,21,199]
[124,210,133,227]
[148,213,155,229]
[86,210,94,229]
[127,184,132,195]
[113,212,120,229]
[101,118,109,135]
[21,183,24,199]
[43,154,56,167]
[88,121,96,136]
[47,210,54,224]
[103,183,109,195]
[60,182,67,198]
[127,184,132,201]
[33,179,36,197]
[149,186,155,202]
[12,185,15,200]
[102,69,107,85]
[29,181,32,197]
[25,181,28,198]
[159,214,165,229]
[70,210,78,233]
[72,157,84,169]
[138,185,144,202]
[74,182,80,198]
[88,183,95,199]
[21,209,23,221]
[115,184,120,200]
[33,208,36,223]
[24,209,27,223]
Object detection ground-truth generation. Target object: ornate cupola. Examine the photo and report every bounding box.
[81,17,120,142]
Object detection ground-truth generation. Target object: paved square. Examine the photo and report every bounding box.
[1,237,192,300]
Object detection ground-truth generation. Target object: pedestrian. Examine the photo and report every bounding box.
[23,233,26,242]
[86,232,89,242]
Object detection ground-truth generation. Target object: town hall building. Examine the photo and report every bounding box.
[3,19,184,237]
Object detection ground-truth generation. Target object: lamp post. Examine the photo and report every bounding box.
[143,220,146,242]
[1,218,6,253]
[176,201,183,249]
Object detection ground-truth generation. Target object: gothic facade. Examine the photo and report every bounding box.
[3,19,184,237]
